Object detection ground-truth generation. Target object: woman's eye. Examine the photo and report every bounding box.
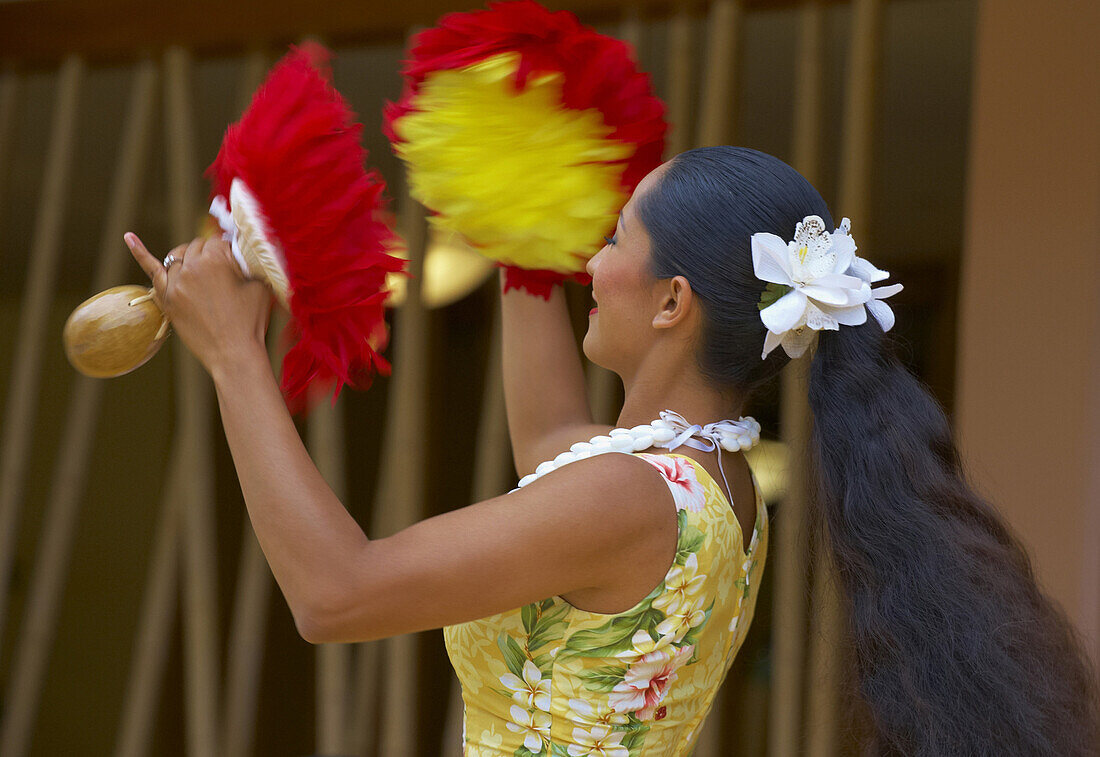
[603,235,616,246]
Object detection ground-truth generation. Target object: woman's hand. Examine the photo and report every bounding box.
[125,232,273,376]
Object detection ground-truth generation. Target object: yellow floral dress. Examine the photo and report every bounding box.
[444,452,770,756]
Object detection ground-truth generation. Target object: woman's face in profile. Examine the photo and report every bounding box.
[582,164,669,372]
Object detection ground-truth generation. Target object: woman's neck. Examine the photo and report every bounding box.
[615,350,744,429]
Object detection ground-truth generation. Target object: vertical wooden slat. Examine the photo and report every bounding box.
[0,55,153,757]
[585,341,620,426]
[770,5,825,756]
[696,0,742,148]
[0,55,83,656]
[838,0,883,230]
[619,5,642,50]
[310,397,353,755]
[1,57,154,757]
[791,1,826,191]
[0,64,20,232]
[348,641,379,756]
[164,45,221,757]
[584,7,645,426]
[352,188,429,756]
[114,446,184,757]
[441,293,514,756]
[772,364,812,757]
[220,51,275,757]
[807,3,882,756]
[665,6,694,158]
[298,42,350,750]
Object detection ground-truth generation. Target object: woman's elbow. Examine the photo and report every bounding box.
[289,588,352,644]
[292,593,378,644]
[293,609,330,645]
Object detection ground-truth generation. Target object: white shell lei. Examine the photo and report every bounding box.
[516,410,760,489]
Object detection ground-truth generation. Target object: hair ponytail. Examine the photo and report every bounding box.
[808,322,1100,755]
[640,145,1100,753]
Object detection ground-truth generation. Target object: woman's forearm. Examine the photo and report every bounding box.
[500,275,592,474]
[210,343,369,638]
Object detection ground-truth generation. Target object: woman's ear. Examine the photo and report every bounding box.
[652,275,694,330]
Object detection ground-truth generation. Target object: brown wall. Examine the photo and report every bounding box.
[956,0,1100,669]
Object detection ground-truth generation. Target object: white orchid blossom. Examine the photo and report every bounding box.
[751,216,902,359]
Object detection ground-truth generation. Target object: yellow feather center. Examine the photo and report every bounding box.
[394,52,632,273]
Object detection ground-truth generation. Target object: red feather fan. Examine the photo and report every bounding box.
[208,45,405,412]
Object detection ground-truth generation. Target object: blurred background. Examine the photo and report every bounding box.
[0,0,1095,755]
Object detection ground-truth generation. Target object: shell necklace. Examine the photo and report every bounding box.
[516,410,760,495]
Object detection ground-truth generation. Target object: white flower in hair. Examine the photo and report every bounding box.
[752,216,902,359]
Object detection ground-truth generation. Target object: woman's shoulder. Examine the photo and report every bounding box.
[519,450,676,522]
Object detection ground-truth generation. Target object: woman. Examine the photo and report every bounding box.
[127,146,1100,755]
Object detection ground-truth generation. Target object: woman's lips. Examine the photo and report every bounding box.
[589,307,598,316]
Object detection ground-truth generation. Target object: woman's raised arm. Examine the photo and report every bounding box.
[501,273,609,475]
[212,332,672,642]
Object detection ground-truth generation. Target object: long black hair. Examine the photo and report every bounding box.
[637,145,1100,755]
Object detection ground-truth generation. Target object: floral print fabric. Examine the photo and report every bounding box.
[444,453,769,756]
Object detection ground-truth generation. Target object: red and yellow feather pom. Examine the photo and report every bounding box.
[208,45,405,411]
[384,0,667,298]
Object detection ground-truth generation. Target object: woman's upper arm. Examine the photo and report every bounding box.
[309,453,673,643]
[519,424,615,477]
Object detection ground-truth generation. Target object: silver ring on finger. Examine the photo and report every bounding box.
[163,253,179,270]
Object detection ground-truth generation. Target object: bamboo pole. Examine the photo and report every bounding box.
[665,6,694,158]
[696,0,742,148]
[2,55,157,757]
[806,3,882,756]
[0,55,83,656]
[792,1,825,191]
[771,362,813,757]
[619,4,642,50]
[348,641,379,756]
[220,51,275,757]
[309,396,353,755]
[164,45,221,757]
[440,292,514,756]
[114,445,185,757]
[349,189,430,756]
[584,7,646,426]
[219,412,274,757]
[585,341,620,425]
[838,0,882,230]
[0,64,19,233]
[770,4,825,756]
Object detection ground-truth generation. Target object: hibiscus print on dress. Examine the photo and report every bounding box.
[608,644,694,721]
[636,454,706,512]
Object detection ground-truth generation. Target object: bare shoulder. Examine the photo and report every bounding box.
[514,450,672,517]
[512,451,679,613]
[509,452,677,583]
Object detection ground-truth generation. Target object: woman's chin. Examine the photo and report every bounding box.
[581,334,612,373]
[581,331,597,364]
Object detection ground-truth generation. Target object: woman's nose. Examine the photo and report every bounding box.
[586,249,602,277]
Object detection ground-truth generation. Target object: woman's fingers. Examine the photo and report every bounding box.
[124,232,163,281]
[124,232,175,309]
[181,236,206,270]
